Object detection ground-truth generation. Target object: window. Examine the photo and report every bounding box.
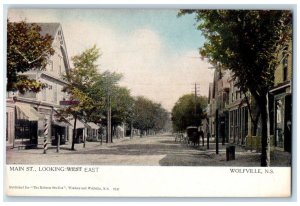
[282,46,289,82]
[6,113,8,141]
[275,99,284,148]
[59,56,62,75]
[53,84,57,103]
[49,60,53,71]
[283,57,288,81]
[19,91,36,99]
[42,88,46,101]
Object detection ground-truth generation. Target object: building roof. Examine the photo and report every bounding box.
[87,122,100,130]
[34,22,71,71]
[36,23,61,37]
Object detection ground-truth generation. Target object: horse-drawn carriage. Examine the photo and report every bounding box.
[174,126,201,146]
[186,126,200,146]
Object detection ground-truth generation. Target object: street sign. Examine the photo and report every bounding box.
[59,100,80,105]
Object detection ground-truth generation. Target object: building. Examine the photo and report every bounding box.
[206,67,231,143]
[6,23,73,148]
[269,44,292,152]
[205,42,292,153]
[206,82,215,139]
[206,66,251,148]
[216,69,230,144]
[226,75,249,146]
[86,122,100,142]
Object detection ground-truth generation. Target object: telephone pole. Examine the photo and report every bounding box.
[192,83,200,114]
[107,93,112,143]
[105,78,113,144]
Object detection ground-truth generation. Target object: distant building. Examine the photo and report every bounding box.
[206,82,215,139]
[226,75,249,145]
[216,69,230,144]
[206,67,231,143]
[206,67,254,149]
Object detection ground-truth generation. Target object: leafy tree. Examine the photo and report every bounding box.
[81,70,122,124]
[110,86,135,126]
[171,94,207,132]
[152,103,169,132]
[132,96,169,135]
[57,45,102,150]
[57,45,135,145]
[179,10,292,166]
[7,20,55,93]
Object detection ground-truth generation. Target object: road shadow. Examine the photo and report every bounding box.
[158,151,262,166]
[67,138,200,157]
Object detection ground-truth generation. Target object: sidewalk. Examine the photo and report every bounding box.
[186,142,291,167]
[6,135,291,166]
[7,136,135,154]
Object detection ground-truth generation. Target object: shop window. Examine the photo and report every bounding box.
[275,99,284,148]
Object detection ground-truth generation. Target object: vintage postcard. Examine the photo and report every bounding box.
[5,7,293,197]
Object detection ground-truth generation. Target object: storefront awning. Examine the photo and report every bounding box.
[15,103,44,121]
[52,120,70,127]
[70,119,87,129]
[87,122,100,130]
[52,109,71,127]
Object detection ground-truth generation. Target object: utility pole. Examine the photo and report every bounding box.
[108,94,112,143]
[106,91,112,143]
[215,109,219,154]
[130,119,133,139]
[194,83,197,115]
[192,83,200,125]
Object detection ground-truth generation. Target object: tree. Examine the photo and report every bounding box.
[57,45,102,150]
[179,10,292,166]
[171,94,207,132]
[7,20,55,93]
[110,86,135,127]
[132,96,169,135]
[152,103,169,132]
[83,70,122,123]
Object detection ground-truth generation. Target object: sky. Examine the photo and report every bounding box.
[8,9,214,112]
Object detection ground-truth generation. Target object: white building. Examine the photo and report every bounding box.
[6,23,72,148]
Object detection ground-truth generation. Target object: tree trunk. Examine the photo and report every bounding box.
[130,120,133,139]
[243,90,261,136]
[71,116,77,151]
[206,118,210,149]
[207,132,210,149]
[83,131,86,148]
[215,109,219,154]
[259,94,271,167]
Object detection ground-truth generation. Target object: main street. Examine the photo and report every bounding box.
[6,133,290,166]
